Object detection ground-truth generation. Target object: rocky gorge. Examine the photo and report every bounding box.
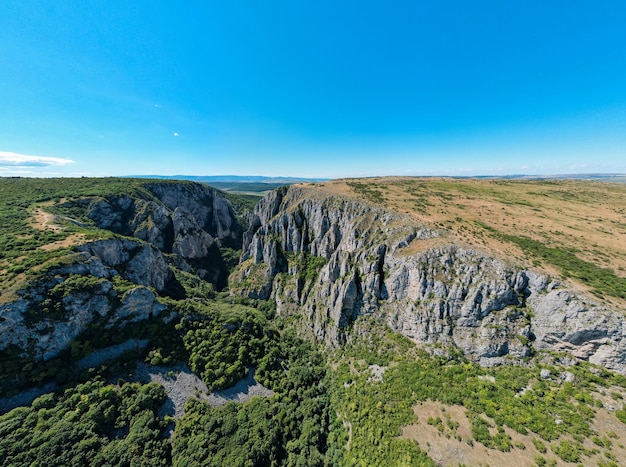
[232,184,626,373]
[2,178,625,380]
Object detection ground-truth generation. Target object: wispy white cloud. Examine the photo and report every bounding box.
[173,132,179,137]
[0,151,75,168]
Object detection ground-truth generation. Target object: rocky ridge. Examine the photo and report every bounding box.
[0,240,170,361]
[232,185,626,373]
[0,181,242,362]
[84,182,242,288]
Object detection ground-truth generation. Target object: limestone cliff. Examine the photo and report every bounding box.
[84,181,242,287]
[232,186,626,373]
[0,240,167,361]
[0,181,242,362]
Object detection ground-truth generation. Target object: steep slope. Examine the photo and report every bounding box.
[232,182,626,373]
[0,179,242,369]
[80,181,241,287]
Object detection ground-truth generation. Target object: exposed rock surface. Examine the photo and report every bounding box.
[77,238,184,297]
[131,364,274,420]
[233,186,626,373]
[1,181,243,396]
[85,182,242,287]
[0,246,167,361]
[1,182,242,366]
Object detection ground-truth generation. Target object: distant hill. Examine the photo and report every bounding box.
[125,175,331,195]
[126,174,330,184]
[470,173,626,183]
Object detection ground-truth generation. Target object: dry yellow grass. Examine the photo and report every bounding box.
[30,208,63,232]
[0,205,86,304]
[298,177,626,307]
[403,399,626,467]
[28,204,86,250]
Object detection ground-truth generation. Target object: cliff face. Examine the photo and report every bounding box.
[0,181,242,362]
[0,239,167,361]
[233,186,626,373]
[3,179,624,374]
[86,182,242,288]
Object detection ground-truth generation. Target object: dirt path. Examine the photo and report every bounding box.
[30,208,62,231]
[28,207,86,250]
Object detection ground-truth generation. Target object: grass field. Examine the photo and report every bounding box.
[301,177,626,306]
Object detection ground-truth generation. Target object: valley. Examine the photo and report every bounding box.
[1,176,626,466]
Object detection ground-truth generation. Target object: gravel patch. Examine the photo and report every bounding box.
[132,363,209,418]
[132,364,274,418]
[1,343,273,420]
[206,369,274,407]
[368,364,387,382]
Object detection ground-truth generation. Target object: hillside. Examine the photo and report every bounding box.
[2,176,626,466]
[317,177,626,304]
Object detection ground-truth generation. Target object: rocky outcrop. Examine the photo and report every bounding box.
[85,182,242,287]
[77,238,184,298]
[0,246,166,361]
[234,186,626,373]
[527,284,626,370]
[0,181,240,367]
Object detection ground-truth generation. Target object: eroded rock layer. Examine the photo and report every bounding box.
[0,181,242,361]
[232,186,626,373]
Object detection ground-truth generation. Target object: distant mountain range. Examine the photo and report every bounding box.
[470,173,626,182]
[126,173,626,183]
[126,175,330,184]
[122,174,626,194]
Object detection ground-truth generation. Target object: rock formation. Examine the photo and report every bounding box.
[0,181,242,362]
[85,181,242,287]
[0,246,166,361]
[233,185,626,373]
[3,179,625,375]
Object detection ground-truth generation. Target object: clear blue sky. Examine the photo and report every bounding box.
[1,1,625,178]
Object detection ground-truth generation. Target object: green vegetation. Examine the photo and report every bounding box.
[182,302,273,390]
[0,379,171,466]
[347,181,385,203]
[533,437,547,453]
[209,181,288,193]
[0,307,177,398]
[476,220,626,299]
[24,274,108,325]
[287,251,328,283]
[173,331,335,466]
[4,177,626,465]
[329,321,626,464]
[220,246,243,276]
[222,191,262,228]
[2,289,337,465]
[0,345,74,398]
[0,177,251,300]
[506,233,626,299]
[132,295,336,465]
